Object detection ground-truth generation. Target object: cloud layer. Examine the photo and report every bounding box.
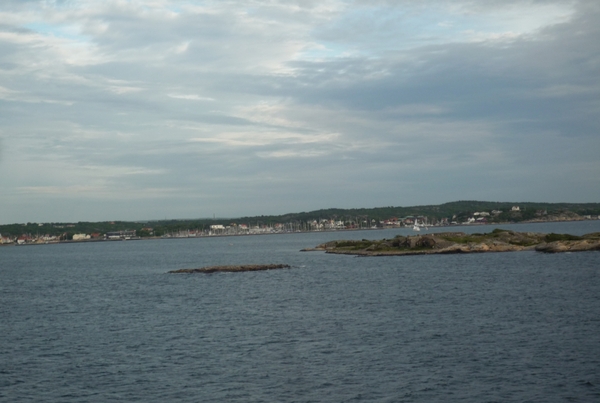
[1,0,598,223]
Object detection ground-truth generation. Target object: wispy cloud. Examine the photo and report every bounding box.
[168,94,215,101]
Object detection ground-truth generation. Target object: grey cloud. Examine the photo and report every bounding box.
[0,0,598,223]
[275,2,600,132]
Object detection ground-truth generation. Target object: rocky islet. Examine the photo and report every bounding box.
[303,229,600,256]
[168,264,291,274]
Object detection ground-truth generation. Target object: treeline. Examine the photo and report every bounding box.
[236,201,600,225]
[2,200,600,237]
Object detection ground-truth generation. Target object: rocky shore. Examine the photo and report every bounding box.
[168,264,291,273]
[303,229,600,256]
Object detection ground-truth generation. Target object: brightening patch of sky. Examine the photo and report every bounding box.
[0,0,598,224]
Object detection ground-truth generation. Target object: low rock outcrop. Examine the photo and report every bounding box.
[535,240,600,253]
[304,230,600,256]
[169,264,290,273]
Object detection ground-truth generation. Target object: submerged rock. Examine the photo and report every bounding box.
[168,264,291,273]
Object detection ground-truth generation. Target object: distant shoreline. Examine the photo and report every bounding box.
[2,217,599,247]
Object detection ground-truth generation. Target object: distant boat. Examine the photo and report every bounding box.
[414,218,428,231]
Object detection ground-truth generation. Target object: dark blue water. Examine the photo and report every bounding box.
[2,222,600,402]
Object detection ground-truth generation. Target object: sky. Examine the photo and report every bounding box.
[1,0,599,224]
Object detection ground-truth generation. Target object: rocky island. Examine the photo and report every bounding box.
[303,229,600,256]
[168,264,291,273]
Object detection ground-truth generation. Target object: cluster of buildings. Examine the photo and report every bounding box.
[4,206,599,245]
[0,230,137,245]
[206,220,349,236]
[458,210,497,225]
[1,234,63,245]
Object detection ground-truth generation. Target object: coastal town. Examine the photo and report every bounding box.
[2,205,599,246]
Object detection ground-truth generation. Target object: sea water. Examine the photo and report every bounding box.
[1,222,600,402]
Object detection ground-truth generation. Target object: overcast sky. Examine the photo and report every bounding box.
[1,0,599,224]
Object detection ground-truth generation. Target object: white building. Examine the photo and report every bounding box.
[1,234,13,244]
